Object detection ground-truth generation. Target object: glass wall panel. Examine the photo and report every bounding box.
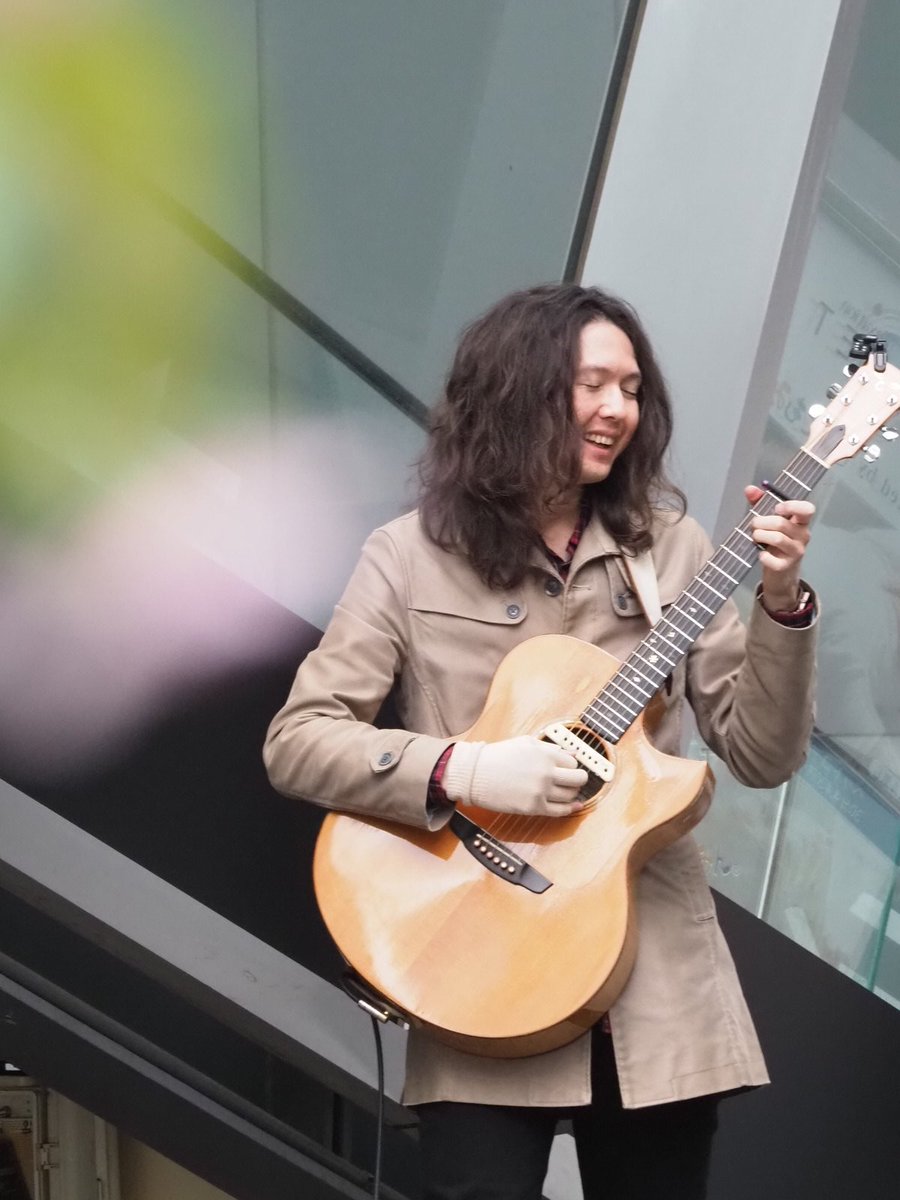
[258,0,632,403]
[761,748,899,993]
[688,738,786,918]
[755,0,900,805]
[698,735,900,1009]
[697,0,900,1004]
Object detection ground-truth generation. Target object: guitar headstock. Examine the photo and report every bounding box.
[803,351,900,468]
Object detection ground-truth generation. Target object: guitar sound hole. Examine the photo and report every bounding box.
[578,768,606,803]
[539,723,611,806]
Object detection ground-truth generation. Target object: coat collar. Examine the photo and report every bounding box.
[529,507,622,577]
[571,508,623,568]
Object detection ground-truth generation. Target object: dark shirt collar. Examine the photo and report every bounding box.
[542,493,592,579]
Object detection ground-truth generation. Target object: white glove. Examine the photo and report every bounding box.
[443,736,588,817]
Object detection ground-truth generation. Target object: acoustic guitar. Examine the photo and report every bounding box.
[314,343,900,1058]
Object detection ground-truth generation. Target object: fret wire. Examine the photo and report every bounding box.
[776,450,825,493]
[621,662,662,689]
[693,580,727,603]
[633,650,670,678]
[649,624,691,654]
[627,660,671,690]
[643,640,678,669]
[605,677,649,710]
[682,594,715,616]
[669,604,705,631]
[582,707,626,733]
[582,707,628,740]
[585,693,632,723]
[719,544,754,570]
[782,468,811,493]
[594,679,646,713]
[706,561,740,586]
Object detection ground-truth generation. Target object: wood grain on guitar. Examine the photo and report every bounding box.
[314,350,900,1058]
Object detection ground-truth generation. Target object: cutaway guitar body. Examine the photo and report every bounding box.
[314,634,713,1058]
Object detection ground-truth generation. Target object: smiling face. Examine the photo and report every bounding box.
[573,319,642,487]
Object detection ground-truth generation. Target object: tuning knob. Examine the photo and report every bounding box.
[825,382,843,399]
[882,427,899,441]
[808,404,827,419]
[864,444,882,463]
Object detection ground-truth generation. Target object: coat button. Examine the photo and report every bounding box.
[544,578,562,597]
[506,603,521,619]
[378,752,394,766]
[615,592,632,610]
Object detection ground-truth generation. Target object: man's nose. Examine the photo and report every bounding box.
[597,386,627,414]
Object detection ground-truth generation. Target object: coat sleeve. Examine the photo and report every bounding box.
[680,521,818,788]
[263,527,454,829]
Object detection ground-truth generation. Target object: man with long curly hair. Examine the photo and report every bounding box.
[265,284,817,1199]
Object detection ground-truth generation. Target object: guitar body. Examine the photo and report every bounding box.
[314,634,713,1058]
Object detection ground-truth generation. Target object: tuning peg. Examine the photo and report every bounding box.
[825,383,843,399]
[850,333,878,360]
[882,427,899,441]
[864,444,882,463]
[808,403,827,419]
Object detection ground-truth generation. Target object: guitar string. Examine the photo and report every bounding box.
[480,464,815,851]
[476,449,827,862]
[580,450,823,743]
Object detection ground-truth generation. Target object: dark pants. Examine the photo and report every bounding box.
[416,1029,720,1200]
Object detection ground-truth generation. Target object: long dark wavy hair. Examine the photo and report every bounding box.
[418,283,685,590]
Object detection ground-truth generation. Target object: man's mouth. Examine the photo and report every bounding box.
[584,433,615,448]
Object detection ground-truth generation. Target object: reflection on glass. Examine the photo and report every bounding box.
[689,737,786,918]
[763,764,898,994]
[696,0,900,1005]
[697,735,900,1008]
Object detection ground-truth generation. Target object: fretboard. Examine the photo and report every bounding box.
[580,447,826,743]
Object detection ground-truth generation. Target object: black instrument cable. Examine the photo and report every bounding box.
[368,1014,386,1200]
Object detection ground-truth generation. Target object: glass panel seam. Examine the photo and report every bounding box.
[565,0,647,282]
[142,181,430,429]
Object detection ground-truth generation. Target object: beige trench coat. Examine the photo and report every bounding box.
[264,508,817,1109]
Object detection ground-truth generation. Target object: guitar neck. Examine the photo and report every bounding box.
[580,447,827,744]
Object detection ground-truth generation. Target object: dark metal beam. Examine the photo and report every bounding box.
[0,955,410,1200]
[0,781,410,1126]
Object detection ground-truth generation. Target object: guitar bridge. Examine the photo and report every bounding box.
[449,810,552,893]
